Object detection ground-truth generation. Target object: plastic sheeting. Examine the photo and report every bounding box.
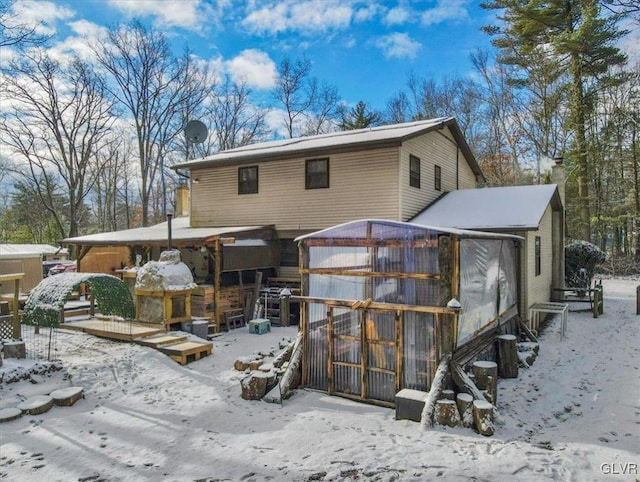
[457,238,517,346]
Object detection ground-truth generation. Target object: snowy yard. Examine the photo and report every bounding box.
[1,278,639,481]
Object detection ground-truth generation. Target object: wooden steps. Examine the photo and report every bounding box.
[134,333,213,365]
[156,341,212,365]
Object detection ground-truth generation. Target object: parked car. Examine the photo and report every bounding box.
[43,260,76,277]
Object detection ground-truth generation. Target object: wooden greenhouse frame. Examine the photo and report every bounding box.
[295,219,522,408]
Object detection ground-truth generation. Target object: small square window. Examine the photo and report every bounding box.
[306,158,329,189]
[535,236,541,276]
[434,165,442,191]
[409,155,420,188]
[238,166,258,194]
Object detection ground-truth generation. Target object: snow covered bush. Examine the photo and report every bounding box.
[565,241,606,290]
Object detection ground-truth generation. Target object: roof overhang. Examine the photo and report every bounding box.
[62,217,276,248]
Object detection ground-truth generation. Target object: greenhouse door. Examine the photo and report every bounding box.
[329,307,398,404]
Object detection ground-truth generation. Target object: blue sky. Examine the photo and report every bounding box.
[11,0,497,112]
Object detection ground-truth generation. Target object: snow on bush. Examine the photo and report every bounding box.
[565,241,606,289]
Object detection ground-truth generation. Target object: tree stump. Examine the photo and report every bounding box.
[473,400,494,436]
[240,371,268,400]
[434,399,461,427]
[497,334,519,378]
[248,359,263,370]
[472,361,498,403]
[18,395,54,415]
[441,389,455,400]
[3,340,26,359]
[50,387,84,407]
[456,393,474,428]
[0,407,22,423]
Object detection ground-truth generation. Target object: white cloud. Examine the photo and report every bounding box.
[225,49,277,90]
[384,7,410,26]
[46,20,109,63]
[375,33,421,60]
[9,0,75,36]
[107,0,223,31]
[242,1,353,35]
[420,0,470,27]
[353,3,380,23]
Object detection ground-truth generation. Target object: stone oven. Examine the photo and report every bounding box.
[135,250,197,328]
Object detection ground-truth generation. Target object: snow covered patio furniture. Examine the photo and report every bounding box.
[295,219,521,408]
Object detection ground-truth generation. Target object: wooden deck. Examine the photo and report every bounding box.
[59,318,165,341]
[59,317,213,364]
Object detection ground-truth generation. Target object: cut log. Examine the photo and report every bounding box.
[441,389,455,400]
[240,371,268,400]
[263,333,303,403]
[472,360,498,403]
[272,341,295,368]
[233,356,254,371]
[497,334,519,379]
[0,407,22,423]
[473,400,494,436]
[434,399,461,427]
[451,362,487,403]
[50,386,84,406]
[248,359,264,370]
[17,395,54,415]
[456,393,474,428]
[419,354,451,430]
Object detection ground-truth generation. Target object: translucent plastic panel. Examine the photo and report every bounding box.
[375,246,439,274]
[308,274,366,301]
[309,246,369,269]
[334,365,361,396]
[402,311,436,391]
[366,371,395,403]
[457,239,518,346]
[305,303,328,390]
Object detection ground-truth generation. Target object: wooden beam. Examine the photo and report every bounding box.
[293,296,462,315]
[303,238,438,248]
[299,268,440,280]
[327,306,334,395]
[213,239,222,330]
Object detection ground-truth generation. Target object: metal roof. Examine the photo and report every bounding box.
[173,117,484,181]
[0,244,68,259]
[410,184,562,231]
[62,216,274,247]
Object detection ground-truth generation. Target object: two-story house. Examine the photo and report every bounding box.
[174,117,484,279]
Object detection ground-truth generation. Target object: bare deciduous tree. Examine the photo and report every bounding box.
[0,50,115,243]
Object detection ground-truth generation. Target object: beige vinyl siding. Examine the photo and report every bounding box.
[458,152,478,188]
[190,147,400,231]
[525,205,554,312]
[399,128,459,220]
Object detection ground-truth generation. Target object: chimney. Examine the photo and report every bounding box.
[551,157,565,208]
[175,183,190,217]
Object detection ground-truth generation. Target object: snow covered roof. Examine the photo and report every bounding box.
[62,216,274,247]
[295,219,523,242]
[411,184,562,231]
[0,244,68,259]
[173,117,484,181]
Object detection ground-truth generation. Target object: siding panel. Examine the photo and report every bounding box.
[400,127,478,221]
[191,147,401,231]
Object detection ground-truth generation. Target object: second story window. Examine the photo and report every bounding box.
[434,164,442,191]
[238,166,258,194]
[306,158,329,189]
[409,155,420,188]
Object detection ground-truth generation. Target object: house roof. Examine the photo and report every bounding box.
[410,184,563,231]
[295,219,523,242]
[0,244,68,260]
[173,117,484,182]
[62,216,274,247]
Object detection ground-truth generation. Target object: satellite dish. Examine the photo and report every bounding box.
[185,120,208,144]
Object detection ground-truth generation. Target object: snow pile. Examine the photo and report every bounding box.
[0,277,638,481]
[135,250,196,291]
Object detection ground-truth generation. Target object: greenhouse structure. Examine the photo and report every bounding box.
[295,219,522,407]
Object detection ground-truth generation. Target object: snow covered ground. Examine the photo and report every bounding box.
[1,277,638,481]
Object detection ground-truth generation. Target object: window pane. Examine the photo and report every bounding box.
[238,166,258,194]
[306,158,329,189]
[434,165,441,191]
[410,155,420,188]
